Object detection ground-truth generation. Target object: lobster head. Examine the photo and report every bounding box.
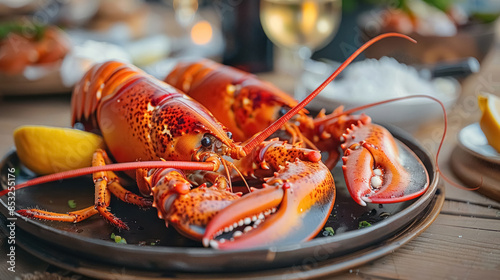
[147,90,238,163]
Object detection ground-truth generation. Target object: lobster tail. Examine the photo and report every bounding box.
[166,59,220,93]
[71,61,144,132]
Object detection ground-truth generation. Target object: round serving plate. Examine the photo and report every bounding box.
[0,127,441,276]
[1,185,444,280]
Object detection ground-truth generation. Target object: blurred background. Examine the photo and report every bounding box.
[1,0,498,73]
[0,0,499,130]
[2,2,500,279]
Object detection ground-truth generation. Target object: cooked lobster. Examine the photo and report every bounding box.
[12,33,429,250]
[164,59,429,206]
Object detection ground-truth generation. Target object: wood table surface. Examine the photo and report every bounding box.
[1,48,500,280]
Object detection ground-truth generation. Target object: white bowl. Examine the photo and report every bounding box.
[300,59,461,131]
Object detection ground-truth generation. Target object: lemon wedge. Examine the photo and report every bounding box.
[14,126,105,175]
[478,94,500,153]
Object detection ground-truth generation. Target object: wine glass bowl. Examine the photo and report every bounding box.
[259,0,342,97]
[260,0,341,53]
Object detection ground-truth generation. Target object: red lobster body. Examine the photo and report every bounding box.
[15,33,429,250]
[55,60,335,248]
[72,61,232,165]
[166,59,302,142]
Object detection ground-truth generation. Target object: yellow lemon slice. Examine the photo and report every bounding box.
[478,94,500,153]
[14,125,105,175]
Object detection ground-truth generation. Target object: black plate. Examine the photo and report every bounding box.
[0,127,439,273]
[1,184,444,279]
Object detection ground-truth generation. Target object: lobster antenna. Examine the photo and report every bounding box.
[314,94,480,191]
[0,161,215,197]
[242,33,416,155]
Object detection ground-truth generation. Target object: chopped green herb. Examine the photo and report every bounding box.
[0,22,46,40]
[359,221,372,229]
[110,233,127,244]
[150,242,156,246]
[68,200,77,209]
[323,226,335,236]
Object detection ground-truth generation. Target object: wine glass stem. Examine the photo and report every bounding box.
[294,46,312,100]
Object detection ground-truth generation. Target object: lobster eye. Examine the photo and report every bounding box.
[201,135,212,147]
[226,131,232,139]
[278,106,290,118]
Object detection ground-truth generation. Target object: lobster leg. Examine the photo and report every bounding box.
[17,206,99,223]
[17,149,116,226]
[92,150,127,229]
[341,122,429,206]
[107,176,153,208]
[17,149,151,229]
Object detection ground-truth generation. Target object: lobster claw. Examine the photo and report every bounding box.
[341,122,429,206]
[202,160,335,250]
[151,168,240,240]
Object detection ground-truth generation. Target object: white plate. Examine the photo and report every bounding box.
[458,123,500,164]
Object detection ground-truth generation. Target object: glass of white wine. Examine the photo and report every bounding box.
[260,0,342,98]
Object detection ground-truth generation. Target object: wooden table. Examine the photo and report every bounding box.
[1,52,500,280]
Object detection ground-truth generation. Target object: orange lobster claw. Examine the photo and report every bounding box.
[341,122,429,206]
[202,160,335,250]
[150,168,240,240]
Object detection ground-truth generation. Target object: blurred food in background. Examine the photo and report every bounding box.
[0,0,228,95]
[307,57,457,102]
[313,0,499,65]
[84,0,153,40]
[302,57,461,130]
[0,19,73,94]
[0,0,48,16]
[371,0,464,36]
[59,40,131,87]
[57,0,101,27]
[359,0,500,64]
[0,0,498,97]
[0,21,70,75]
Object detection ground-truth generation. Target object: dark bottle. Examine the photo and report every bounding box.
[220,0,273,73]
